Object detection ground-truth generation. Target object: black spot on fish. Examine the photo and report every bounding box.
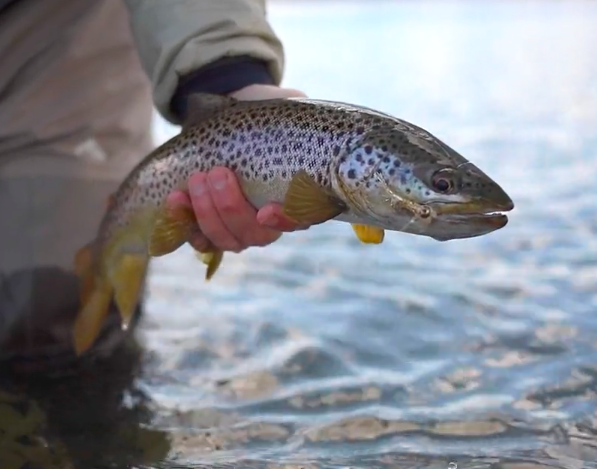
[365,145,373,155]
[393,160,401,167]
[347,169,356,179]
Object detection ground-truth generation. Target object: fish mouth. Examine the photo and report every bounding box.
[430,197,514,218]
[425,199,514,241]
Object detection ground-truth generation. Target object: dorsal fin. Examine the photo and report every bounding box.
[184,93,239,128]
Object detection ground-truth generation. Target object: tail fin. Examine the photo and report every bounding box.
[72,239,149,356]
[72,243,114,355]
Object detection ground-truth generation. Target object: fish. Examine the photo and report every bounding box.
[72,92,514,355]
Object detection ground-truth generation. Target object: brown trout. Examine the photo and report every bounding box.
[72,93,514,355]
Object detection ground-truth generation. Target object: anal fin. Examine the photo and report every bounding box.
[351,224,385,244]
[195,249,224,281]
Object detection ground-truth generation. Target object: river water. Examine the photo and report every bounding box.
[3,1,597,468]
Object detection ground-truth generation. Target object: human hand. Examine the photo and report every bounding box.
[167,84,308,254]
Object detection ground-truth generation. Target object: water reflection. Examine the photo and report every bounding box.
[2,0,597,468]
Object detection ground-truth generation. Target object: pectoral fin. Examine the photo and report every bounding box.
[109,253,149,329]
[149,204,197,256]
[282,169,347,225]
[351,224,385,244]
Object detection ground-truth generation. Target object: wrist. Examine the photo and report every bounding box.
[170,56,275,121]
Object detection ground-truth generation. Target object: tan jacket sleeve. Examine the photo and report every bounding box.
[122,0,285,124]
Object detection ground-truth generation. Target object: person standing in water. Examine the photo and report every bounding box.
[0,0,304,368]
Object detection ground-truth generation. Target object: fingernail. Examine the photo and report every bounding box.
[209,170,228,190]
[189,176,206,197]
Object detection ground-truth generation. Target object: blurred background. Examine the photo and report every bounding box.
[4,1,597,468]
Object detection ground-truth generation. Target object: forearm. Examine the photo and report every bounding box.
[122,0,285,124]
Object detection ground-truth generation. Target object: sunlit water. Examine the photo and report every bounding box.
[4,1,597,468]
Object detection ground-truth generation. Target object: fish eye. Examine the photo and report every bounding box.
[431,170,456,194]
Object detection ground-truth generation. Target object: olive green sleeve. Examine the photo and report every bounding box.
[122,0,285,124]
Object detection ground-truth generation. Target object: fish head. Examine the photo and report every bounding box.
[334,123,514,241]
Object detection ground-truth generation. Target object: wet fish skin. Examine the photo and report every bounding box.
[71,93,514,355]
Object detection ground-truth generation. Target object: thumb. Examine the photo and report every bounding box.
[229,84,307,101]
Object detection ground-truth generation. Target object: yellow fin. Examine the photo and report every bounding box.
[351,224,385,244]
[72,278,113,356]
[109,253,148,330]
[74,243,95,307]
[282,169,347,225]
[195,249,225,281]
[149,204,197,256]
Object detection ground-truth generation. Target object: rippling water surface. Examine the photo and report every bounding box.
[4,1,597,468]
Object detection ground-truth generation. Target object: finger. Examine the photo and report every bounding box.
[188,172,243,252]
[207,167,282,247]
[257,204,308,232]
[165,191,211,252]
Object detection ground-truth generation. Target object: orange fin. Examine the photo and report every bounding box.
[351,224,385,244]
[74,243,96,307]
[282,169,347,226]
[149,204,197,256]
[195,249,224,281]
[108,253,148,330]
[73,277,113,356]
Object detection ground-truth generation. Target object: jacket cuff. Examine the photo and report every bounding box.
[170,56,275,122]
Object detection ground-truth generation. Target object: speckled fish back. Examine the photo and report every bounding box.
[98,99,401,241]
